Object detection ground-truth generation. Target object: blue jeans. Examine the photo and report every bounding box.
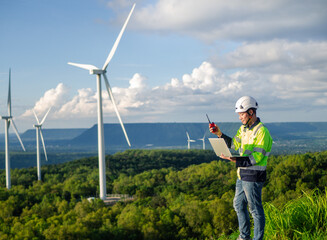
[233,179,265,240]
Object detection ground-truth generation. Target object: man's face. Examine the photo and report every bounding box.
[238,112,250,125]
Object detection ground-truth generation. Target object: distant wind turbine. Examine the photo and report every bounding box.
[1,69,26,189]
[33,108,51,181]
[186,131,196,149]
[68,3,135,200]
[198,133,206,150]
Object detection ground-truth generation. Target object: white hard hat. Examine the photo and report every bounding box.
[235,96,258,113]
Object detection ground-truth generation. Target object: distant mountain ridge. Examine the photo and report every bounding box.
[1,122,326,154]
[70,122,240,148]
[21,128,87,141]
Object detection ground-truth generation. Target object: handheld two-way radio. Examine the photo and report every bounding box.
[206,114,217,132]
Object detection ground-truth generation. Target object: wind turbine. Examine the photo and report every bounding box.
[33,108,51,181]
[68,4,135,200]
[1,69,26,189]
[186,131,196,149]
[198,133,206,150]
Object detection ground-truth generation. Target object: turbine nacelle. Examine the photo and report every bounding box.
[66,63,106,75]
[90,69,106,75]
[1,116,12,120]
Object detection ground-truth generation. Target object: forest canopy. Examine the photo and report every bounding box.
[0,149,326,239]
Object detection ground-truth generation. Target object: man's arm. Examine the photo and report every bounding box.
[220,133,232,148]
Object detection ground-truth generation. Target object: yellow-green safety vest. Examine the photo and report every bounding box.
[232,121,273,181]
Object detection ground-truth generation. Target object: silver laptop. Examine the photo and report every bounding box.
[208,138,232,157]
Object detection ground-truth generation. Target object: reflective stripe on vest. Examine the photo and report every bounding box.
[239,165,267,171]
[245,147,270,157]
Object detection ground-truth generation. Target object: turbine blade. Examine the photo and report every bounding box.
[10,119,26,151]
[39,129,48,161]
[186,131,190,139]
[68,62,98,71]
[102,3,136,71]
[32,109,40,125]
[8,69,11,116]
[40,107,51,125]
[103,74,131,147]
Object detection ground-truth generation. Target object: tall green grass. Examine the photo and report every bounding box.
[217,189,327,240]
[265,189,327,240]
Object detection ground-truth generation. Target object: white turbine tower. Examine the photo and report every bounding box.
[33,108,51,181]
[198,133,206,150]
[1,69,26,189]
[186,131,196,149]
[68,4,135,200]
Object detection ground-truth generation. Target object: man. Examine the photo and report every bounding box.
[209,96,273,240]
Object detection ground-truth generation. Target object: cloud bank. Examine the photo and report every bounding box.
[125,0,327,42]
[21,39,327,124]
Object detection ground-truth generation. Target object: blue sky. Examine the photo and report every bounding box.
[1,0,327,133]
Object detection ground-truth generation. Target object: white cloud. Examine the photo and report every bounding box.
[217,40,327,70]
[213,40,327,106]
[181,61,217,90]
[130,0,327,42]
[129,73,146,89]
[21,74,150,120]
[21,83,69,118]
[21,62,239,122]
[57,88,97,118]
[103,73,149,114]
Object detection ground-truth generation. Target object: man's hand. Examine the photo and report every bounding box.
[219,154,236,163]
[209,123,222,137]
